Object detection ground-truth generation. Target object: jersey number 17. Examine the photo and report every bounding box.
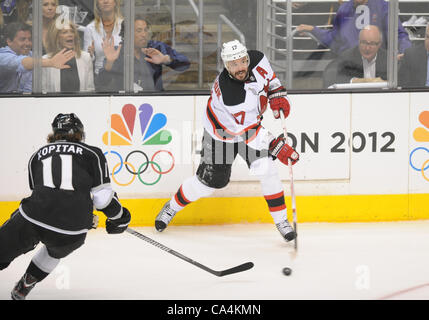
[233,111,246,125]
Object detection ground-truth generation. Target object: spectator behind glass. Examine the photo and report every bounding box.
[0,22,74,93]
[335,25,387,84]
[398,23,429,88]
[0,0,32,46]
[0,21,31,92]
[98,16,190,92]
[42,21,94,92]
[296,0,411,57]
[83,0,122,90]
[42,0,59,53]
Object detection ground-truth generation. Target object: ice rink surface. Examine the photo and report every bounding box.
[1,221,429,301]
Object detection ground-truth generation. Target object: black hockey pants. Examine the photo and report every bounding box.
[0,210,86,270]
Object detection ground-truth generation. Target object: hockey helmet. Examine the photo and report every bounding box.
[52,113,84,135]
[221,40,249,68]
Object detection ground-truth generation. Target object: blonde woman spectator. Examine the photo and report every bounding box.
[42,21,94,92]
[83,0,122,89]
[42,0,59,53]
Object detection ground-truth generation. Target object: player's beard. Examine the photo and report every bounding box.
[233,69,249,81]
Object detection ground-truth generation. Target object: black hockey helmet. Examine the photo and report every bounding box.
[52,113,84,135]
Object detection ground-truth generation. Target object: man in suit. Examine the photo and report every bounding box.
[398,23,429,88]
[336,25,387,84]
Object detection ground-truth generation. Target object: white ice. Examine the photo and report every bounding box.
[1,221,429,300]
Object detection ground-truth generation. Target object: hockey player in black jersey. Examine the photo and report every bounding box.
[0,113,131,300]
[155,40,299,242]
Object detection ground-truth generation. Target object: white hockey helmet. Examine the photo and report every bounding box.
[221,39,249,69]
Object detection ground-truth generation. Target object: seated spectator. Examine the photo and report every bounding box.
[98,15,190,92]
[335,25,387,84]
[42,21,94,92]
[83,0,122,90]
[398,22,429,88]
[296,0,411,56]
[0,22,74,93]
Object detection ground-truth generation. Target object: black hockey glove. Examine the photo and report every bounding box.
[105,207,131,234]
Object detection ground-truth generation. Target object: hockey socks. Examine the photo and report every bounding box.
[11,246,59,300]
[29,245,60,281]
[252,157,288,224]
[169,175,215,212]
[264,191,287,224]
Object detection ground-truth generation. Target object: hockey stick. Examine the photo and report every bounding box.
[279,112,298,251]
[126,228,254,277]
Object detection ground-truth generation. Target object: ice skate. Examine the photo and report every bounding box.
[155,201,178,232]
[11,273,38,300]
[276,220,297,242]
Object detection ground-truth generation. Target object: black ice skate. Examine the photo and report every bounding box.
[276,220,297,242]
[11,273,38,300]
[155,201,178,232]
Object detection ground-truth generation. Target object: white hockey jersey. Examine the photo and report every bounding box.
[203,50,286,147]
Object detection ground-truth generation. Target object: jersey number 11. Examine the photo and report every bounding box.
[41,155,74,191]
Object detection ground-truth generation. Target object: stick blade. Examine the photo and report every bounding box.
[217,262,254,277]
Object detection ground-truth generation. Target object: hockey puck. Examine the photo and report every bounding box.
[282,267,292,276]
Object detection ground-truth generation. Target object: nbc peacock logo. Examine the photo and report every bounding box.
[409,111,429,182]
[102,103,175,187]
[412,111,429,143]
[102,103,172,146]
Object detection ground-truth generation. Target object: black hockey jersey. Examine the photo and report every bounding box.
[19,141,110,234]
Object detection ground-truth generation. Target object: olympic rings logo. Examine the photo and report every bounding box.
[104,150,175,186]
[409,147,429,182]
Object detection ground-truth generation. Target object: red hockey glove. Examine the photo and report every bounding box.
[269,134,299,165]
[268,91,291,119]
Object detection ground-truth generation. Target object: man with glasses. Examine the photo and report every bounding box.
[335,25,387,84]
[398,22,429,88]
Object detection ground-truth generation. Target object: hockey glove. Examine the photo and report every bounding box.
[106,207,131,234]
[269,134,299,165]
[268,91,291,119]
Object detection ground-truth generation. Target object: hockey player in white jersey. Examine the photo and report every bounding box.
[155,40,299,242]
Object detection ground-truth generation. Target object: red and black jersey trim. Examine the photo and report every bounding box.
[207,98,263,143]
[264,191,286,212]
[240,123,262,144]
[206,97,236,140]
[174,186,191,207]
